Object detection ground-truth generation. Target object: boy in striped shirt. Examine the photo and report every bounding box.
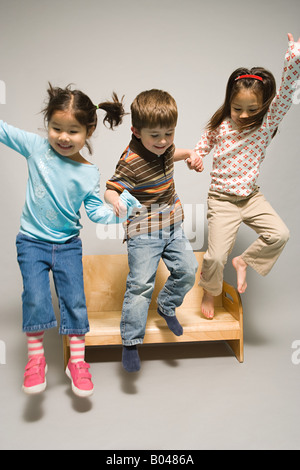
[105,89,202,372]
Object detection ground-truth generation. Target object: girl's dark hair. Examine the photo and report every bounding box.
[43,83,126,154]
[207,67,277,134]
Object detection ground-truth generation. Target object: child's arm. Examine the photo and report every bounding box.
[0,120,42,158]
[85,187,141,225]
[194,128,218,166]
[174,148,203,172]
[104,188,127,218]
[105,156,137,216]
[266,33,300,131]
[287,32,300,42]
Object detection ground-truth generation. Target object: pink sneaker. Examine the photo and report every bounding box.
[65,360,94,397]
[23,356,48,395]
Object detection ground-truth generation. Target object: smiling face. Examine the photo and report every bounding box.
[48,110,93,160]
[230,88,263,127]
[132,126,175,156]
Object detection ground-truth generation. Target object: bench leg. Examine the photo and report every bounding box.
[226,339,244,363]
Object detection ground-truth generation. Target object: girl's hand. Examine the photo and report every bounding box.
[288,33,300,44]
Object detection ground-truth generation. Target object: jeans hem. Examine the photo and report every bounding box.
[59,326,90,335]
[122,340,143,346]
[157,306,175,317]
[23,321,57,333]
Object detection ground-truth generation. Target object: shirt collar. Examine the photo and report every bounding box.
[129,134,174,161]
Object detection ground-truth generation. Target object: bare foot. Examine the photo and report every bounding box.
[232,256,248,293]
[201,290,215,319]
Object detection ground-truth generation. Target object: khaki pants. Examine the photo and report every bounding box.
[199,189,290,296]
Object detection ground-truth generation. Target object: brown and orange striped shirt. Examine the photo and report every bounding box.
[106,135,184,238]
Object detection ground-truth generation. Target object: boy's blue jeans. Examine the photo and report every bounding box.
[16,233,89,335]
[121,225,198,345]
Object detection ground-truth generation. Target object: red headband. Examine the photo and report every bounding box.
[235,74,263,82]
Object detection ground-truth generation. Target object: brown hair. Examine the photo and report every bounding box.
[207,67,276,134]
[43,83,126,154]
[131,89,178,130]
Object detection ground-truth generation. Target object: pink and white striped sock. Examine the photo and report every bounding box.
[26,331,45,358]
[69,335,86,363]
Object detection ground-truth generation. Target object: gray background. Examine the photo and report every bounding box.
[0,0,299,450]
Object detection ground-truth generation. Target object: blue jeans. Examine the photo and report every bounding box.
[16,233,89,335]
[121,225,198,345]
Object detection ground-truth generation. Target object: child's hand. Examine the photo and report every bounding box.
[288,33,300,44]
[113,198,127,218]
[185,151,204,172]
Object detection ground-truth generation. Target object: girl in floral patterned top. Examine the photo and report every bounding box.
[194,33,300,319]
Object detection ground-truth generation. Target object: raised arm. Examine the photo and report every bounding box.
[0,120,42,157]
[266,32,300,130]
[287,32,300,44]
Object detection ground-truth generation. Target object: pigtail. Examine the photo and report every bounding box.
[96,93,126,129]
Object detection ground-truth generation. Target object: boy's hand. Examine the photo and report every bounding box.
[185,151,203,172]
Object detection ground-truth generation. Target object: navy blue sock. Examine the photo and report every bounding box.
[157,308,183,336]
[122,345,141,372]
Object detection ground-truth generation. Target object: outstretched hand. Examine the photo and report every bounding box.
[288,33,300,44]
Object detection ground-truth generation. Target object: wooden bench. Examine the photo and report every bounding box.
[62,252,244,367]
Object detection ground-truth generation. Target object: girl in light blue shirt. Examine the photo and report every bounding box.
[0,84,141,397]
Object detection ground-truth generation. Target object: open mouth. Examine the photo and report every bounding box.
[57,143,73,151]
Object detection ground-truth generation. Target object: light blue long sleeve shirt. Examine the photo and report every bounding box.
[0,121,141,242]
